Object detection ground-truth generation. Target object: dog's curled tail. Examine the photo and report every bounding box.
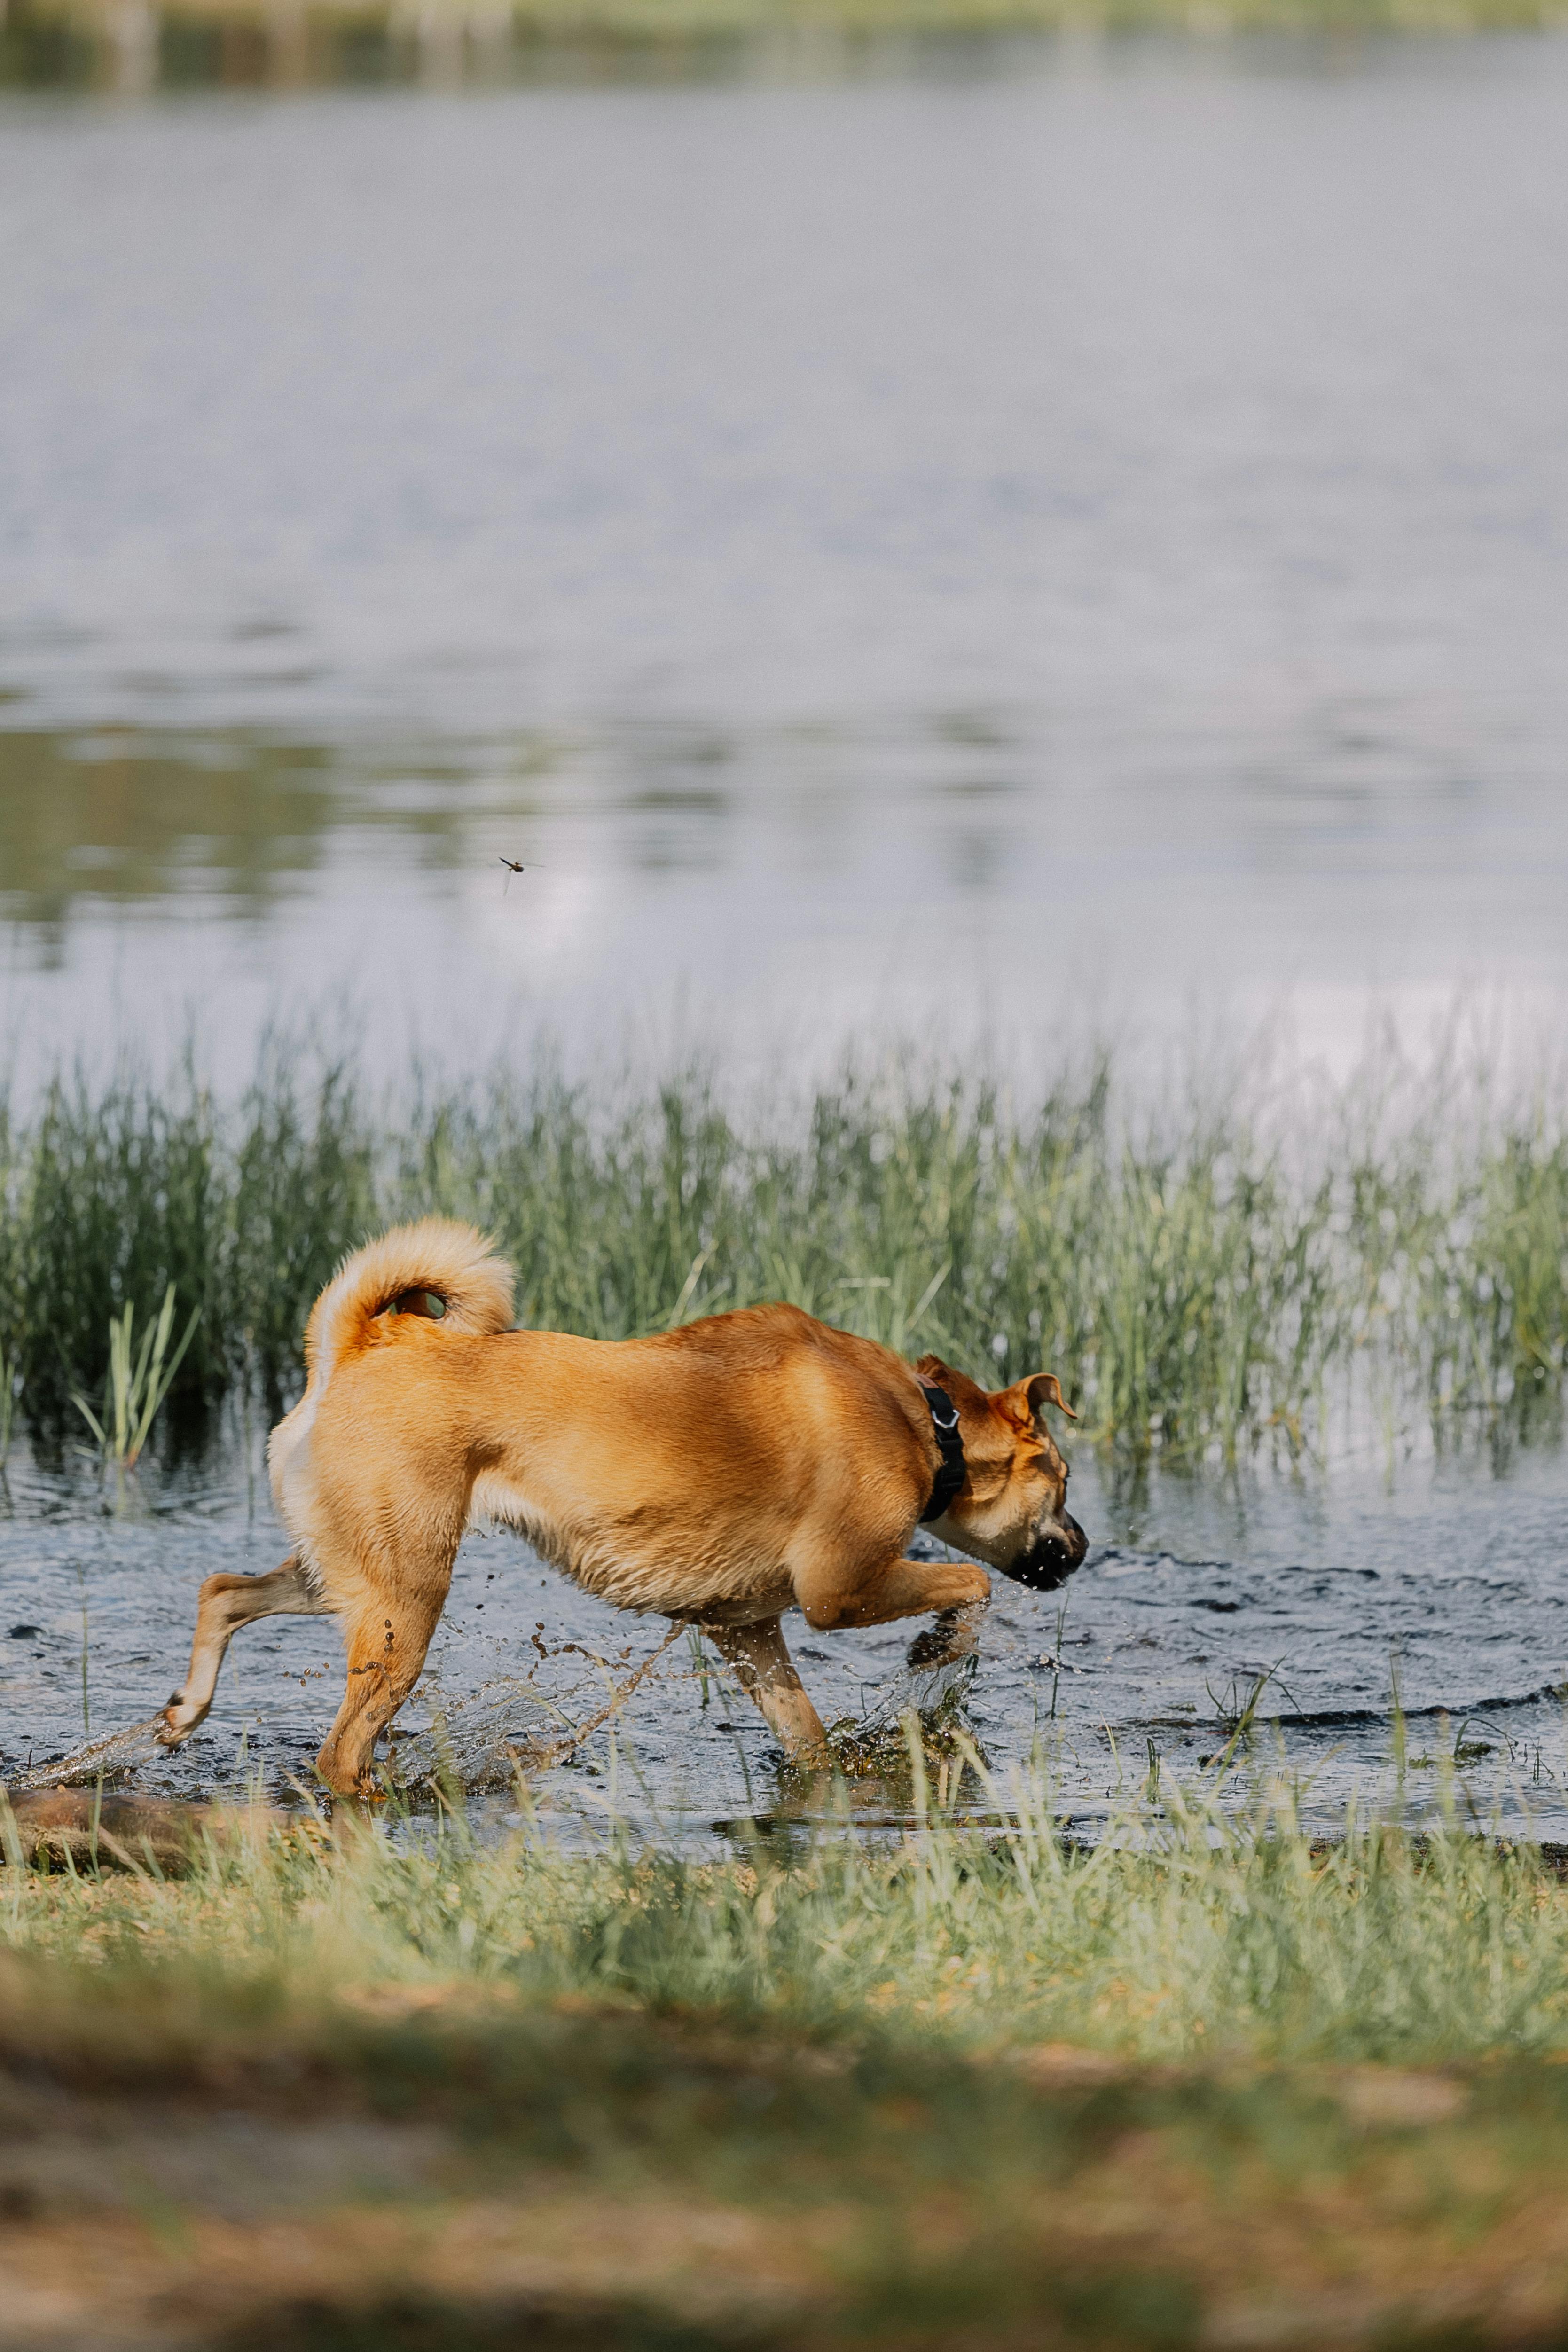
[303,1218,515,1391]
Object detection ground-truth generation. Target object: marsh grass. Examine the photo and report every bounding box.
[7,1760,1568,2068]
[71,1281,201,1468]
[0,1336,17,1467]
[0,1044,1564,1466]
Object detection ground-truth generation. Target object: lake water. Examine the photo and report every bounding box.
[3,38,1568,1076]
[6,1420,1568,1843]
[2,36,1568,1839]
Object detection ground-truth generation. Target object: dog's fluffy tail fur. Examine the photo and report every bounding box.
[303,1219,515,1393]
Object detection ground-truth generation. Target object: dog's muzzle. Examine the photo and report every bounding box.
[1003,1513,1089,1594]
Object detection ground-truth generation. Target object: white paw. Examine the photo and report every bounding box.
[157,1697,200,1746]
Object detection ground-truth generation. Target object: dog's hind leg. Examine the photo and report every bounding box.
[159,1552,333,1749]
[701,1617,827,1759]
[314,1580,450,1800]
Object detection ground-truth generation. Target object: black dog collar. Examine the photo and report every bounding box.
[918,1381,966,1524]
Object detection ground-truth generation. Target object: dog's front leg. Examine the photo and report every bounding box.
[798,1552,991,1635]
[159,1552,333,1748]
[700,1617,827,1759]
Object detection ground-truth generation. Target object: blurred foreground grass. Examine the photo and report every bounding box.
[8,1777,1568,2345]
[1,1043,1564,1466]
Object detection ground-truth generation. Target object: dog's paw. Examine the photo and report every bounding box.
[156,1695,192,1747]
[905,1607,979,1671]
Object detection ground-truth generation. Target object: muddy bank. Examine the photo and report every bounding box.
[2,1789,288,1874]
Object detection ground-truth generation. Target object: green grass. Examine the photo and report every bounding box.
[8,1767,1568,2067]
[8,1782,1568,2344]
[0,1045,1563,1465]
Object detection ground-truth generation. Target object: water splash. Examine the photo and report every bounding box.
[384,1679,560,1794]
[824,1648,981,1778]
[857,1646,978,1736]
[8,1714,168,1792]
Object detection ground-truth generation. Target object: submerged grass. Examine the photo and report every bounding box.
[0,1043,1563,1464]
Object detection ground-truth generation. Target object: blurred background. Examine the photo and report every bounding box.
[2,15,1566,1083]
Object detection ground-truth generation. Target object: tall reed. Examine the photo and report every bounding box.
[0,1044,1562,1461]
[0,1339,17,1466]
[71,1283,201,1468]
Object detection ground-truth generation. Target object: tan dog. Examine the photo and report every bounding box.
[159,1221,1086,1794]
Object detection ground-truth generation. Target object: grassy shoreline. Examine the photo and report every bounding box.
[0,1047,1563,1466]
[9,1788,1568,2345]
[14,1772,1568,2065]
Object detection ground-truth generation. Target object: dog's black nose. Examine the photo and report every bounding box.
[1004,1517,1088,1594]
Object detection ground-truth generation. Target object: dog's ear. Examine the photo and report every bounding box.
[1026,1372,1076,1421]
[1006,1373,1081,1420]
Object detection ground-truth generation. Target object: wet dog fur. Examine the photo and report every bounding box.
[159,1220,1087,1795]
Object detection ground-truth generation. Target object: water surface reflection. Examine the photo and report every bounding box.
[3,47,1567,1060]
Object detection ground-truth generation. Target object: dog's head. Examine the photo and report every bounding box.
[916,1354,1088,1592]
